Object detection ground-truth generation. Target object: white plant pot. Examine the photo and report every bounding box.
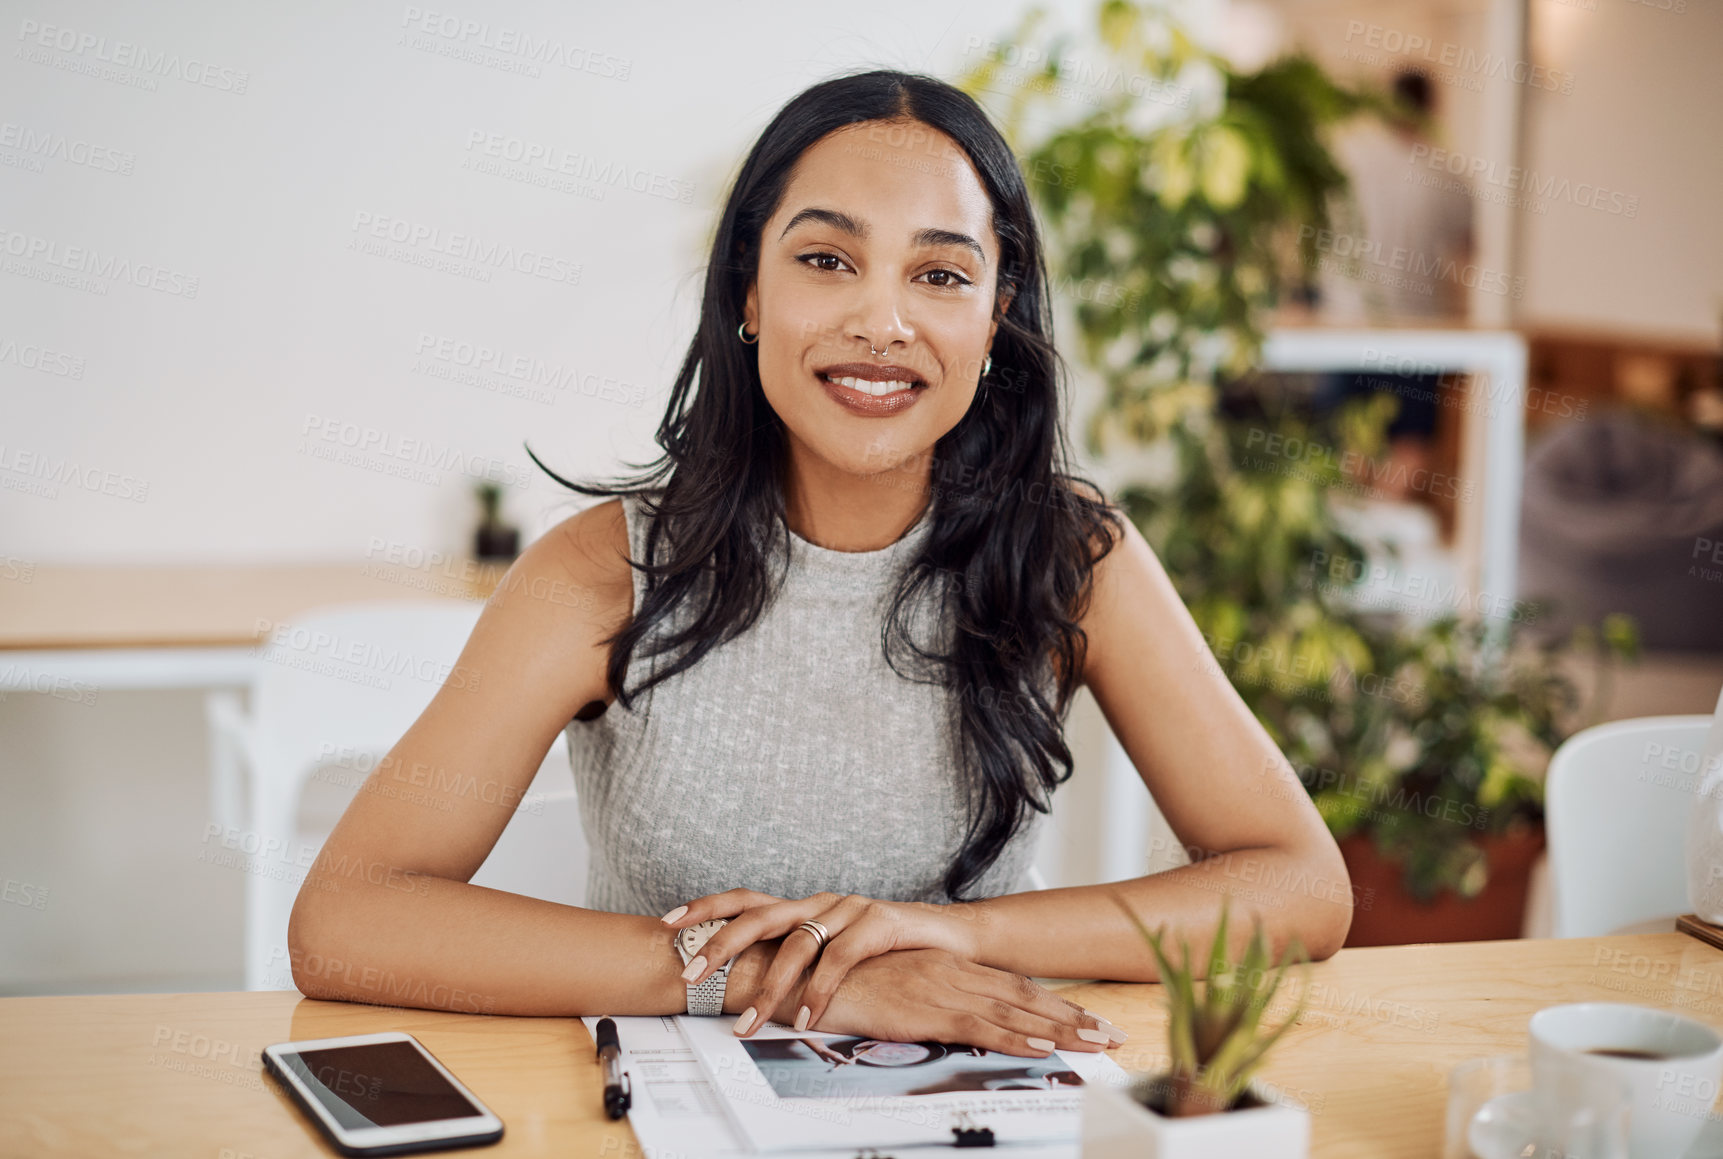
[1081,1070,1310,1158]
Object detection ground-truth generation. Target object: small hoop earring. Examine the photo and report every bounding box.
[981,353,992,377]
[738,321,758,344]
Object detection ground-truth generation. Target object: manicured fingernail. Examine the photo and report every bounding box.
[794,1005,810,1031]
[734,1006,756,1035]
[1083,1008,1128,1040]
[660,905,688,924]
[680,955,706,982]
[1026,1037,1055,1052]
[1077,1027,1110,1044]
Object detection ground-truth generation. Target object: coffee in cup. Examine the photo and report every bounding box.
[1529,1002,1723,1156]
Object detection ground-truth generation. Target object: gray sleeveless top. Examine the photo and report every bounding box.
[563,492,1049,917]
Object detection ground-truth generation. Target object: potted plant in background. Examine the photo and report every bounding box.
[1284,600,1637,944]
[1082,895,1311,1157]
[955,1,1639,943]
[472,479,520,562]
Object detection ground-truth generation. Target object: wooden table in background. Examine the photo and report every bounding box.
[0,559,507,776]
[0,562,506,653]
[5,932,1721,1157]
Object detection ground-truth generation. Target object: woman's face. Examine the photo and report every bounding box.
[744,118,1010,483]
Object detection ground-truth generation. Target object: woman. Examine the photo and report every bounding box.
[288,69,1351,1059]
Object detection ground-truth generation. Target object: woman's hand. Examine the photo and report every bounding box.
[662,889,988,1036]
[797,947,1118,1058]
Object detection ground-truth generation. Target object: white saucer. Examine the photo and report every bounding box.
[1469,1091,1723,1158]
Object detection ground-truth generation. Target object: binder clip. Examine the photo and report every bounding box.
[950,1110,995,1147]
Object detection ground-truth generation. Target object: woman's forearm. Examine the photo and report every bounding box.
[960,844,1354,981]
[287,868,803,1019]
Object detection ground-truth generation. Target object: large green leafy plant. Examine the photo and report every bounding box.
[956,1,1637,901]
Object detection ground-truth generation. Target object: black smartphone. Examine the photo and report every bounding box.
[262,1031,504,1156]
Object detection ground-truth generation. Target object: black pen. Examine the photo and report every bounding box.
[596,1017,631,1119]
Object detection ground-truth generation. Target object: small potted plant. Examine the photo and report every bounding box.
[1082,894,1312,1158]
[472,480,520,561]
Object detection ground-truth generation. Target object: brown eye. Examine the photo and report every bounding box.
[798,252,850,273]
[920,268,972,289]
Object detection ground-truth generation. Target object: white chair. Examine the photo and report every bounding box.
[1545,714,1715,938]
[205,600,585,989]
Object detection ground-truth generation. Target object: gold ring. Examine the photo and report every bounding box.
[795,919,830,952]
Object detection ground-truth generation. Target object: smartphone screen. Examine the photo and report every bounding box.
[274,1039,483,1129]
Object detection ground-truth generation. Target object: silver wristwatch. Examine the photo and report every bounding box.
[674,918,733,1015]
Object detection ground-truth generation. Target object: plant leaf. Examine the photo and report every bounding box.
[1110,893,1199,1075]
[1202,895,1233,1024]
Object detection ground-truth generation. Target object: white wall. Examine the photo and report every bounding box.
[6,1,808,561]
[1516,0,1723,343]
[3,0,1193,564]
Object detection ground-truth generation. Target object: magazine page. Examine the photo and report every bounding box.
[676,1012,1129,1151]
[580,1014,752,1158]
[580,1014,1097,1158]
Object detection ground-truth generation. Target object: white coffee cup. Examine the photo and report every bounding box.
[1528,1002,1723,1156]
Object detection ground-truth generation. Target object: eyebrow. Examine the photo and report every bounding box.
[778,206,987,268]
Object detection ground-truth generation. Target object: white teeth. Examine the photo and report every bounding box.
[828,374,915,397]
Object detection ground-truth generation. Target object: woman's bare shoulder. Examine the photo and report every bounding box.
[504,497,636,626]
[464,498,638,716]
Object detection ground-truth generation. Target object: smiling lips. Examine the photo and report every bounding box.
[823,372,919,397]
[816,363,927,394]
[814,363,929,417]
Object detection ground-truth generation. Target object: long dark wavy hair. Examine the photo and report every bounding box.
[528,68,1124,903]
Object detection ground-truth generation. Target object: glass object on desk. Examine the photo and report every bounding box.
[1684,685,1723,923]
[1444,1053,1629,1159]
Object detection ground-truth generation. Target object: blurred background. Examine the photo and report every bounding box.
[4,0,1720,995]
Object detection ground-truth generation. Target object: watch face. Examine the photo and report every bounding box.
[677,918,727,958]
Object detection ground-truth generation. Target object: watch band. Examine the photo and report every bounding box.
[677,917,732,1016]
[686,962,729,1016]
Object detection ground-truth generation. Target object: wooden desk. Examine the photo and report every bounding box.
[4,932,1722,1157]
[0,562,506,652]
